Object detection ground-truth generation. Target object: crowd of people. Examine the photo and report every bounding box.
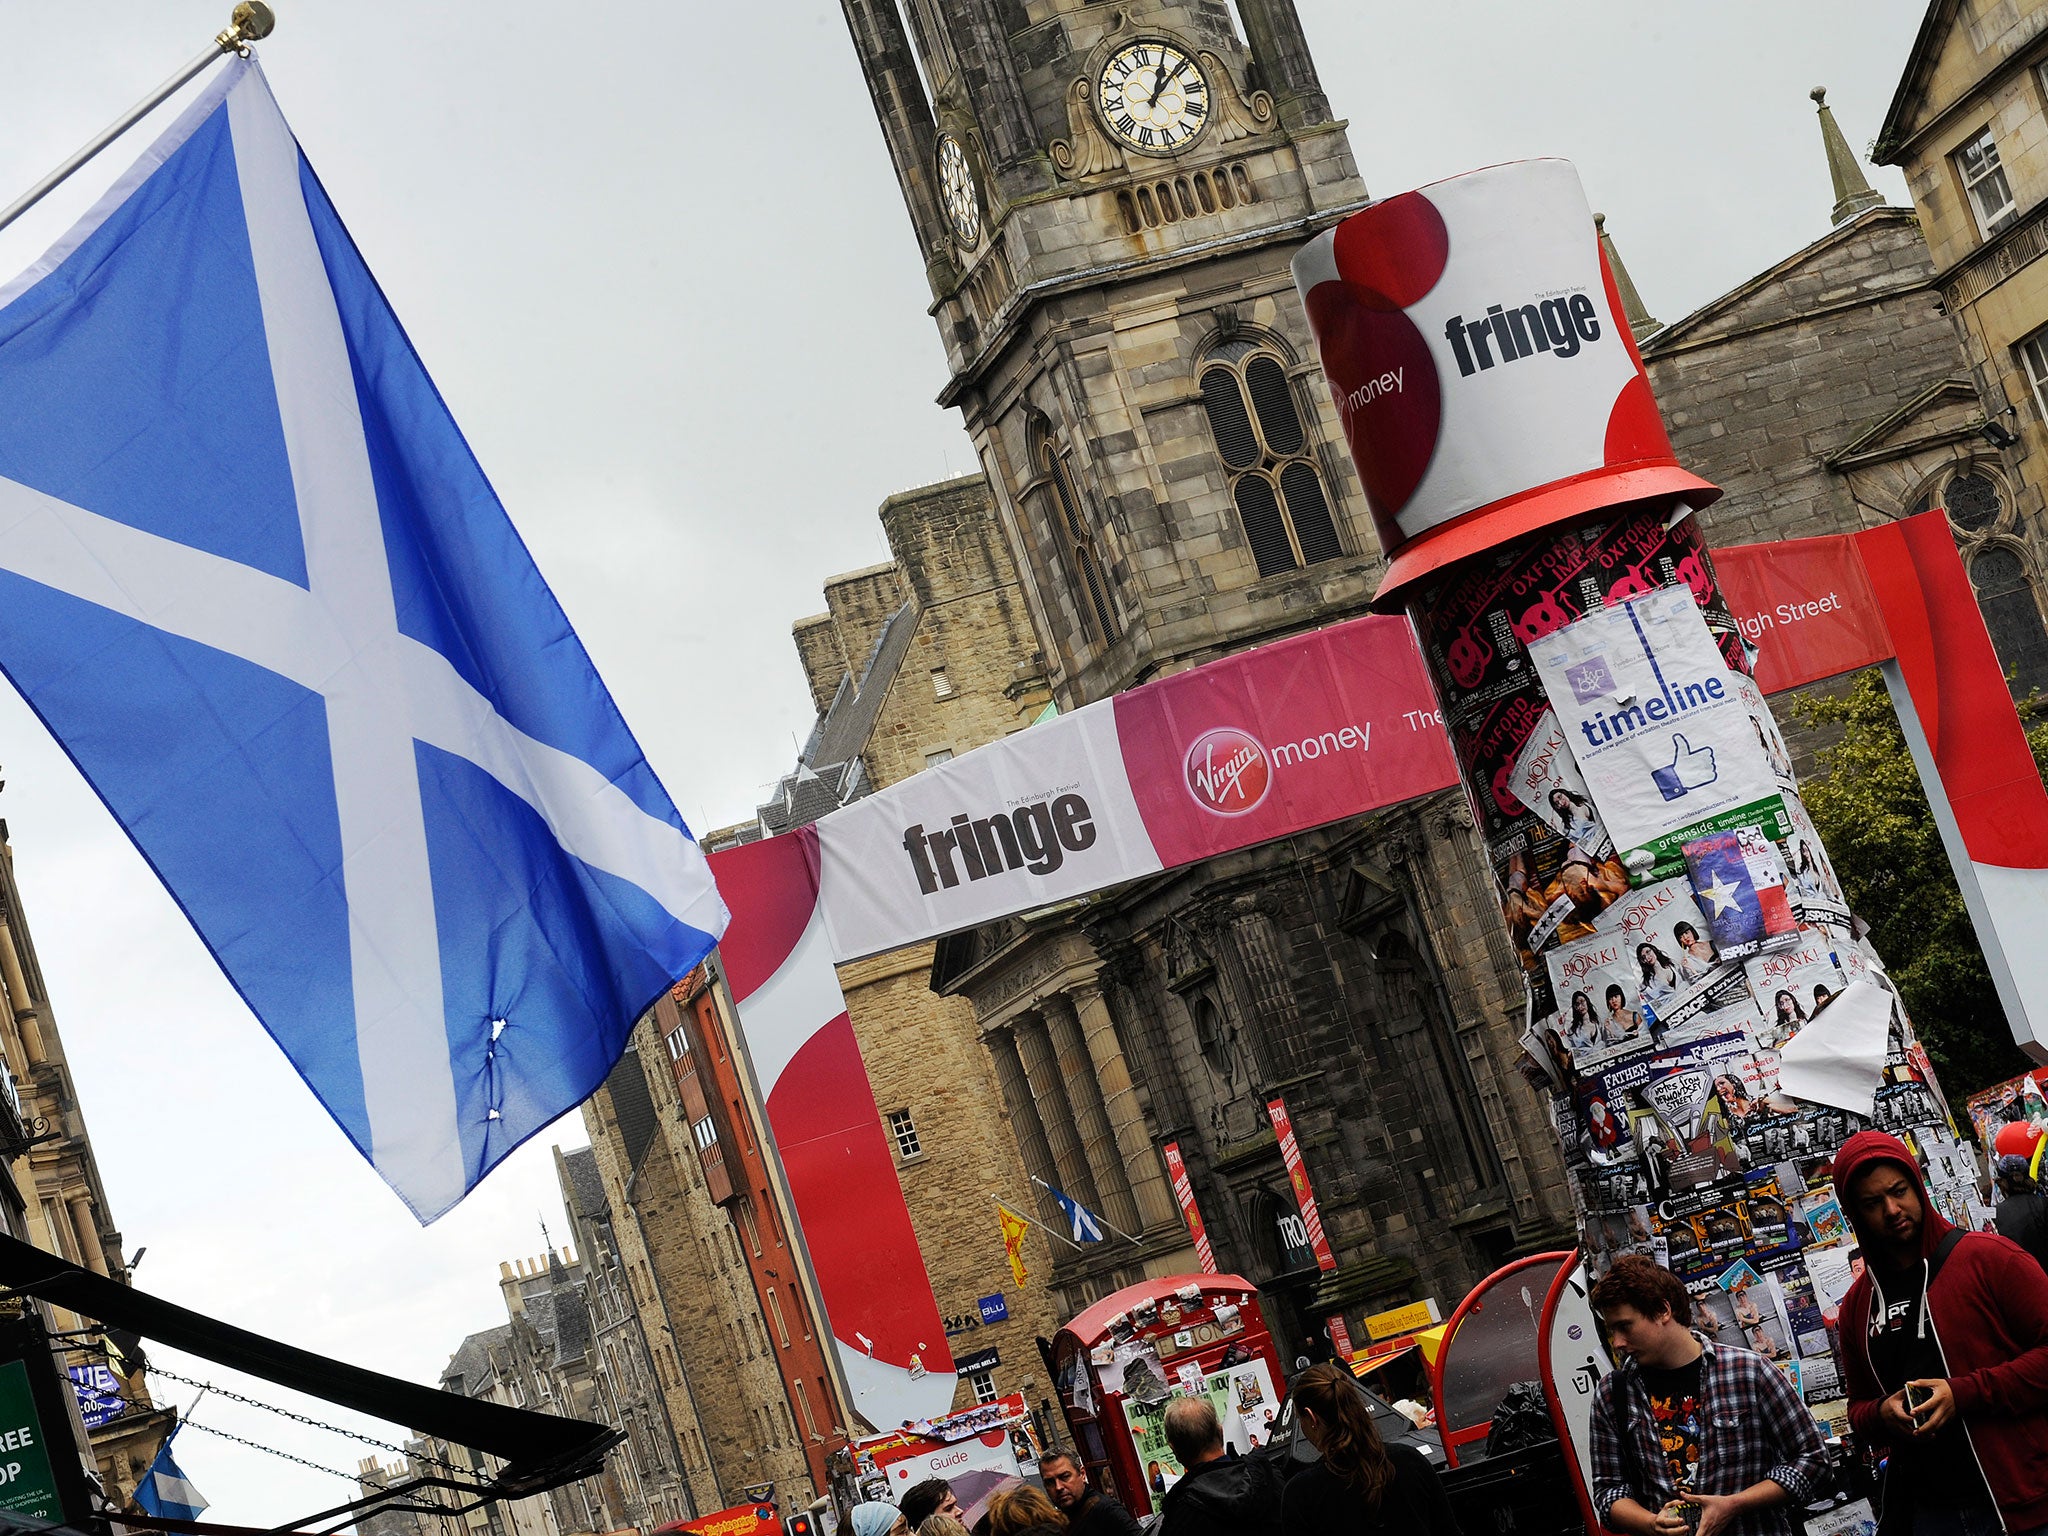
[1589,1130,2048,1536]
[843,1362,1452,1536]
[844,1129,2048,1536]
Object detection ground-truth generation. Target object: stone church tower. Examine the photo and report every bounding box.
[841,1,1575,1349]
[849,0,1378,700]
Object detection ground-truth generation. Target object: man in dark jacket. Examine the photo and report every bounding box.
[1994,1153,2048,1275]
[1156,1397,1283,1536]
[1041,1450,1141,1536]
[1834,1130,2048,1536]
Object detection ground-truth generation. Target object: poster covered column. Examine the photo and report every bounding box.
[1297,158,1974,1435]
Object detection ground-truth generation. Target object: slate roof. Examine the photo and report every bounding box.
[744,598,912,838]
[561,1147,608,1225]
[605,1048,660,1175]
[442,1324,513,1397]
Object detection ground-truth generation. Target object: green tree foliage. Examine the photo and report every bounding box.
[1794,670,2047,1096]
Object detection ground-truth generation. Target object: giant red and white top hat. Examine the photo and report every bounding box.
[1292,159,1720,608]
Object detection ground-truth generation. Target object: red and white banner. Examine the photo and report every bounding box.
[708,830,959,1428]
[714,512,2048,1434]
[1713,533,1892,694]
[1716,513,2048,1055]
[1267,1095,1337,1273]
[1292,159,1716,605]
[1162,1141,1217,1274]
[814,613,1459,961]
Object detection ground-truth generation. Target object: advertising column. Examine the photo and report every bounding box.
[1296,159,1972,1431]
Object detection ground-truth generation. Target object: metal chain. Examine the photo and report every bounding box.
[174,1417,361,1482]
[144,1364,471,1478]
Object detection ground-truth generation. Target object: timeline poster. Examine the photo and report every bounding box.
[1529,587,1787,881]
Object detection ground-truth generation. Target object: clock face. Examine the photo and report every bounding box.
[1097,40,1209,155]
[937,134,981,246]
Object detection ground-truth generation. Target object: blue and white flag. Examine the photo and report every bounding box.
[1044,1181,1105,1244]
[0,61,726,1221]
[135,1433,208,1522]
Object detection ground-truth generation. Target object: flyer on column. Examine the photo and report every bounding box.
[1529,586,1787,880]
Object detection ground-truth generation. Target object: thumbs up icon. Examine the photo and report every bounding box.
[1650,733,1718,801]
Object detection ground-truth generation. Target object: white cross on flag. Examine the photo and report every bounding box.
[0,61,726,1220]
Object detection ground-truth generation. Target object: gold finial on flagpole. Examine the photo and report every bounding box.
[218,4,277,55]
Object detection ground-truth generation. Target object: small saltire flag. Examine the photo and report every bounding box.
[135,1432,208,1521]
[0,59,726,1221]
[996,1203,1030,1287]
[1048,1184,1106,1244]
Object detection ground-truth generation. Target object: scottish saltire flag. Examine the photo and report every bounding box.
[135,1432,208,1521]
[1042,1181,1106,1244]
[0,60,726,1220]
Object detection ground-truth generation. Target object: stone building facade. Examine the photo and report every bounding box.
[834,0,1575,1359]
[551,1148,695,1531]
[1871,0,2048,693]
[354,1161,697,1536]
[580,1020,824,1513]
[1630,84,2048,701]
[0,821,173,1510]
[651,976,845,1492]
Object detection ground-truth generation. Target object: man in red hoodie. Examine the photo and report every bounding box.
[1834,1129,2048,1536]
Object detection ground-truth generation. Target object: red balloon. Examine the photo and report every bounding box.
[1994,1120,2044,1160]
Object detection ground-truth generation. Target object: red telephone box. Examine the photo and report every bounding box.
[1048,1275,1286,1517]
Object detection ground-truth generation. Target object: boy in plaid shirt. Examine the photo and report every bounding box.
[1590,1256,1829,1536]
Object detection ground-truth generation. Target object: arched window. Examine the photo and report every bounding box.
[1036,433,1121,645]
[1200,345,1342,577]
[1911,463,2048,694]
[1973,544,2048,688]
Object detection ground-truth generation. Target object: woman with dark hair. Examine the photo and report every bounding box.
[1671,921,1718,981]
[1600,984,1640,1046]
[1281,1362,1460,1535]
[1637,942,1681,1007]
[1772,988,1808,1044]
[1549,786,1603,848]
[1567,990,1599,1052]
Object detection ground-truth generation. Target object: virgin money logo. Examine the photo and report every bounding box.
[1185,728,1271,817]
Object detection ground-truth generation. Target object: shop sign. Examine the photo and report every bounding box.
[953,1346,1000,1376]
[977,1293,1008,1324]
[0,1361,63,1520]
[65,1364,124,1431]
[1274,1211,1317,1273]
[1363,1299,1442,1342]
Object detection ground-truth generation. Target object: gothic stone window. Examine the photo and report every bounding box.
[1033,429,1122,647]
[1200,342,1342,577]
[1912,464,2048,692]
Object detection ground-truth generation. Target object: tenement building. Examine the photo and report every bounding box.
[356,1189,697,1536]
[579,975,843,1511]
[0,821,172,1509]
[1871,0,2048,691]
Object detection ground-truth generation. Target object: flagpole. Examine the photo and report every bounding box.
[0,4,276,239]
[992,1195,1085,1253]
[1031,1174,1143,1247]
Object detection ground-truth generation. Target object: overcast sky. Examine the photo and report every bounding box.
[0,0,1928,1523]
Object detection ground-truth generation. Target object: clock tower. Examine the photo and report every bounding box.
[843,0,1372,704]
[840,3,1572,1340]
